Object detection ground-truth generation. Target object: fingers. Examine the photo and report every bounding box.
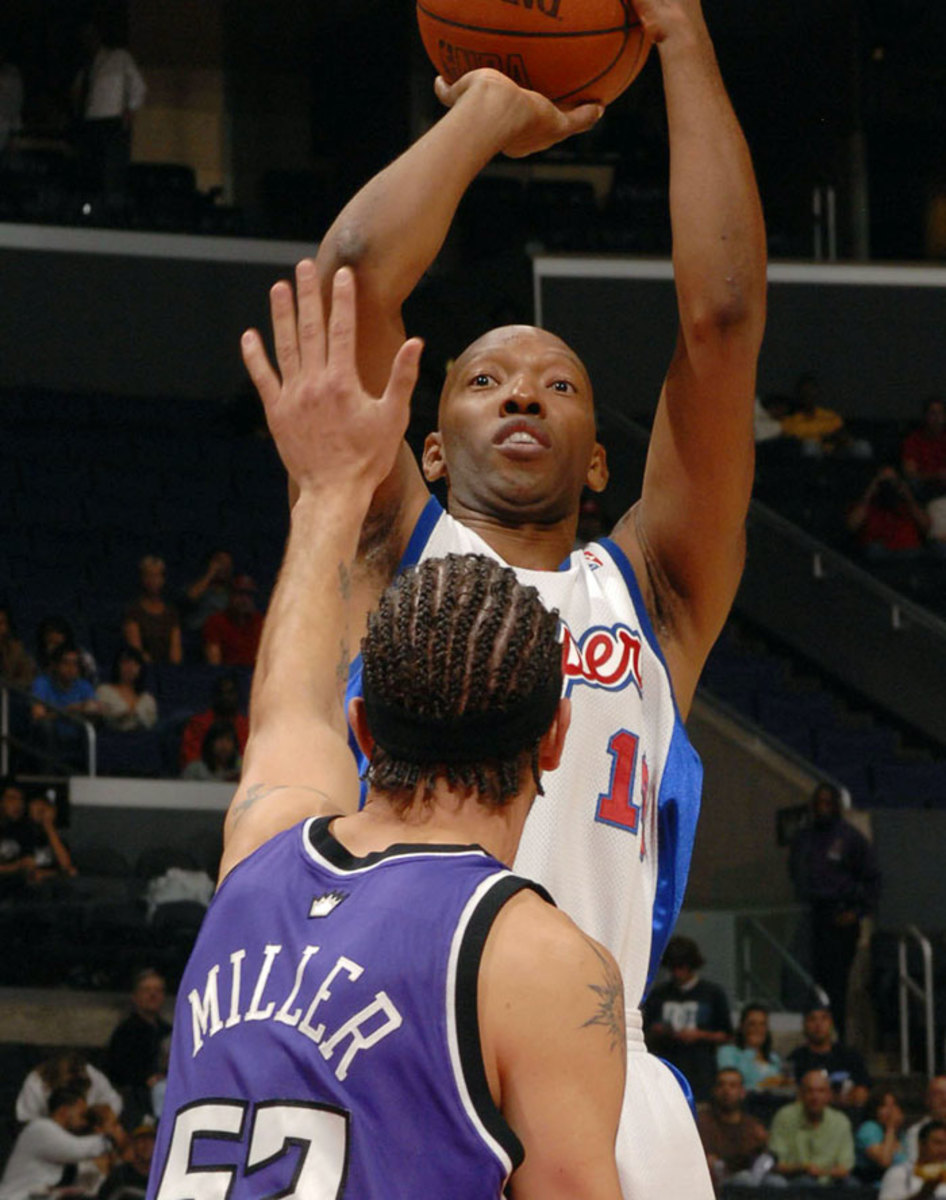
[561,101,605,136]
[295,258,326,369]
[240,329,281,411]
[325,267,358,377]
[383,337,424,435]
[269,279,300,382]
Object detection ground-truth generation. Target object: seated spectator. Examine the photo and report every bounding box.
[0,603,35,688]
[769,1068,856,1186]
[181,548,234,632]
[856,1088,908,1185]
[718,1002,793,1092]
[96,1119,156,1200]
[847,465,931,557]
[787,1003,871,1111]
[35,614,98,683]
[179,672,249,771]
[880,1120,946,1200]
[780,372,872,459]
[202,573,263,667]
[122,556,182,665]
[0,778,33,895]
[906,1078,946,1163]
[181,718,242,782]
[23,788,77,884]
[643,934,733,1104]
[901,396,946,502]
[96,645,158,732]
[697,1067,773,1191]
[104,969,171,1129]
[31,643,102,734]
[0,1084,126,1200]
[16,1051,122,1124]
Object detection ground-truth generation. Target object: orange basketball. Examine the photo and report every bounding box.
[416,0,651,107]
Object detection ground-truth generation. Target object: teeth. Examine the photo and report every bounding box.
[506,432,539,445]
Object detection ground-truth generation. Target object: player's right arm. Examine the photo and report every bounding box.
[220,266,422,883]
[480,892,626,1199]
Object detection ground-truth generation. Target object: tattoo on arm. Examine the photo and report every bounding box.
[228,782,336,830]
[581,937,626,1052]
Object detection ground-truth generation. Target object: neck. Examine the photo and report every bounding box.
[804,1110,824,1125]
[333,787,532,867]
[446,501,578,571]
[715,1107,743,1125]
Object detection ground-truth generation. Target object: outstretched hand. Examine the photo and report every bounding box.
[240,261,423,498]
[434,69,603,159]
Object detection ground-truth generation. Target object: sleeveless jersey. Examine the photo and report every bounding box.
[346,496,703,1007]
[147,817,546,1200]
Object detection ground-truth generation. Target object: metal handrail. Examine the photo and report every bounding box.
[737,913,829,1011]
[898,924,935,1077]
[0,681,97,777]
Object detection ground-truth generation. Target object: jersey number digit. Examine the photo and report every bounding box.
[154,1099,349,1200]
[595,729,641,833]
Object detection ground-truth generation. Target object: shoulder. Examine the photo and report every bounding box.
[772,1101,800,1129]
[483,892,623,1032]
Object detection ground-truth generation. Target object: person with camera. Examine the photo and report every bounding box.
[880,1121,946,1199]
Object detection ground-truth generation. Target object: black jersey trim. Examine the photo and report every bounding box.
[306,816,491,872]
[454,874,554,1172]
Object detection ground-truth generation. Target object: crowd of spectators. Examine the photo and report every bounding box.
[692,995,946,1195]
[638,932,946,1196]
[0,971,170,1199]
[756,384,946,575]
[0,547,263,782]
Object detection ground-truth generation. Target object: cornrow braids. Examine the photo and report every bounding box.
[362,554,562,810]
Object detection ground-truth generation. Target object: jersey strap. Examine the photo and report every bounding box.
[448,871,555,1177]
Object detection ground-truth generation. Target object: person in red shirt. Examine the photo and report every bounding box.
[202,574,263,666]
[179,673,249,770]
[901,396,946,502]
[847,465,931,555]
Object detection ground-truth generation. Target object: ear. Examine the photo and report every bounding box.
[585,442,609,493]
[347,697,374,760]
[422,431,448,484]
[537,698,570,775]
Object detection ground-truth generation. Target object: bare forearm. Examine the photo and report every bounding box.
[250,490,369,739]
[317,80,519,315]
[659,13,766,348]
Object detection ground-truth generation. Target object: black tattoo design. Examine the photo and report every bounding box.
[581,937,626,1052]
[229,783,335,829]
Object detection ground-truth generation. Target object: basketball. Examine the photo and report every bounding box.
[416,0,651,107]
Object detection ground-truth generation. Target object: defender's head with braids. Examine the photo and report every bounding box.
[353,554,568,810]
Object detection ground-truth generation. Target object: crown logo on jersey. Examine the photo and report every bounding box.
[561,622,643,697]
[309,890,348,918]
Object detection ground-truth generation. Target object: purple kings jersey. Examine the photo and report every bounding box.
[148,817,547,1200]
[346,497,704,1009]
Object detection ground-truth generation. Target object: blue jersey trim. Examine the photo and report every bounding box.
[659,1057,698,1121]
[402,494,443,568]
[644,720,703,997]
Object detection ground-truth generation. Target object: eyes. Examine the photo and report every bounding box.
[467,372,578,394]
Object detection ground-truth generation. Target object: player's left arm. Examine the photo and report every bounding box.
[219,266,422,883]
[481,895,626,1200]
[610,0,767,717]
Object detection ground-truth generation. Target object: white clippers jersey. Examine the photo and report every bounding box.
[390,498,703,1006]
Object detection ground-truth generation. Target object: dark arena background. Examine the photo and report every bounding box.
[1,0,946,1193]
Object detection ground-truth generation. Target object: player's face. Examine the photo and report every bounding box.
[424,327,607,526]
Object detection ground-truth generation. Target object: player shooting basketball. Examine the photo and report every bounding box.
[241,0,766,1194]
[148,270,625,1200]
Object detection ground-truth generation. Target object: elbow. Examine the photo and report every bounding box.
[317,221,372,277]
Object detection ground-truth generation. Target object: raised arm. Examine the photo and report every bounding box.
[219,266,421,882]
[316,70,603,395]
[612,0,767,715]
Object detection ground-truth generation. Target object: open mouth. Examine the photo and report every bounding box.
[493,419,551,455]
